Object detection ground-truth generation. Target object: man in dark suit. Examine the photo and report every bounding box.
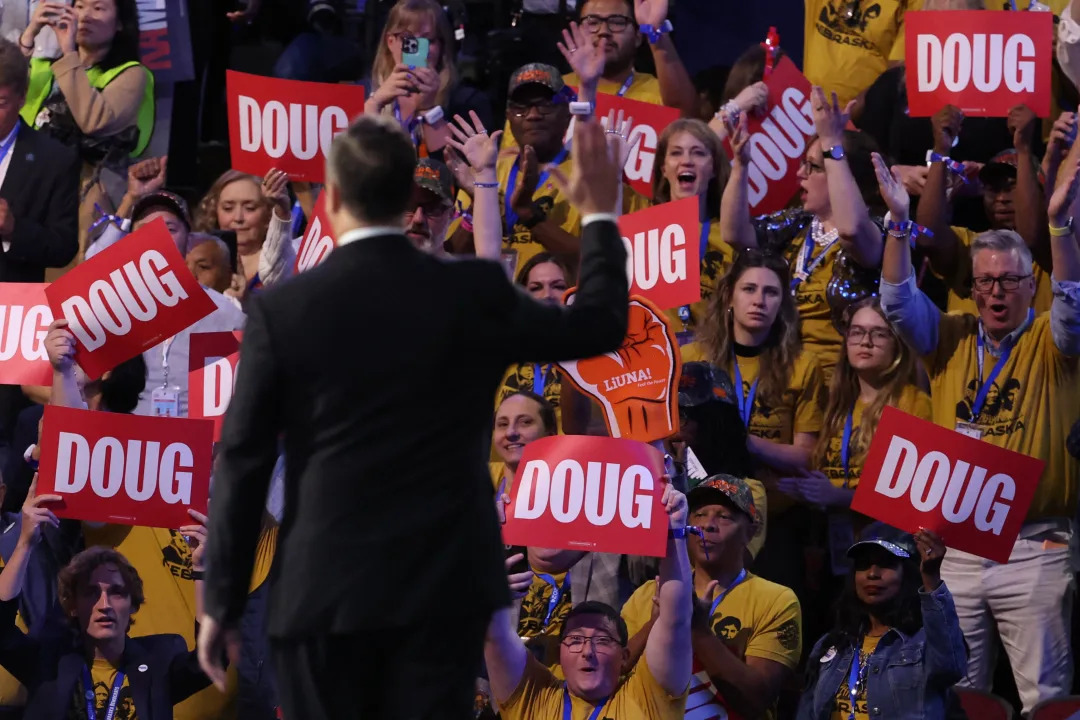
[199,113,630,718]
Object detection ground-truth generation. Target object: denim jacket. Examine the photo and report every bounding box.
[796,582,968,720]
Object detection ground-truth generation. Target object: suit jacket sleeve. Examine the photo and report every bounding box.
[5,139,79,270]
[0,598,43,688]
[204,296,283,625]
[494,218,628,362]
[167,632,212,703]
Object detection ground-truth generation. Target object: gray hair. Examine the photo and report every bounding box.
[970,229,1033,276]
[184,232,231,263]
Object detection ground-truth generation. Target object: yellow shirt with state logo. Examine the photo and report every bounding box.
[622,574,801,720]
[804,0,922,106]
[83,523,279,720]
[830,635,883,720]
[924,312,1080,521]
[517,570,572,667]
[79,657,137,720]
[667,221,736,336]
[784,230,846,379]
[818,385,932,489]
[939,226,1053,316]
[499,648,686,720]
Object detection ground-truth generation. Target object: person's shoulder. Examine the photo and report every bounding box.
[793,349,826,384]
[680,341,707,363]
[744,573,800,612]
[17,121,76,162]
[897,384,932,419]
[128,632,188,656]
[950,226,979,248]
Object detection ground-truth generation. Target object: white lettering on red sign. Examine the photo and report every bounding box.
[917,33,1035,94]
[513,459,654,527]
[874,435,1015,535]
[0,304,52,362]
[623,125,658,185]
[297,214,335,271]
[54,431,194,505]
[237,96,348,161]
[203,356,239,416]
[745,87,815,207]
[60,250,188,352]
[622,223,687,290]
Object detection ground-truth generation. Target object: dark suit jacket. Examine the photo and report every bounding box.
[0,119,79,282]
[0,600,210,719]
[205,218,629,637]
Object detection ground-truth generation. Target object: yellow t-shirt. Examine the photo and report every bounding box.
[517,569,573,667]
[499,649,686,720]
[622,574,801,720]
[818,385,932,489]
[939,226,1053,316]
[830,635,883,720]
[83,523,279,720]
[924,312,1080,521]
[81,658,137,720]
[784,230,846,378]
[803,0,921,106]
[495,363,562,432]
[667,221,736,335]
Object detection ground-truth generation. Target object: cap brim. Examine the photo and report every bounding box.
[846,539,911,559]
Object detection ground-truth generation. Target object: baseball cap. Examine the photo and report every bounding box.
[978,149,1023,189]
[413,158,453,203]
[131,191,191,230]
[687,473,760,524]
[678,362,736,408]
[846,521,916,560]
[508,63,566,100]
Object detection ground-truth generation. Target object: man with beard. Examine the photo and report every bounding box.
[405,158,456,255]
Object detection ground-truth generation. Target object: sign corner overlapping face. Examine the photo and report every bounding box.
[188,330,243,442]
[851,406,1044,563]
[501,435,669,556]
[44,218,216,380]
[0,283,54,386]
[36,405,213,529]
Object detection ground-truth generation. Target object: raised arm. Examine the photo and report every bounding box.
[915,106,964,277]
[486,497,536,704]
[1009,105,1050,270]
[43,320,87,410]
[635,0,698,117]
[1047,158,1080,355]
[0,478,60,603]
[718,115,759,250]
[643,484,693,696]
[811,88,882,268]
[912,530,967,685]
[447,112,504,260]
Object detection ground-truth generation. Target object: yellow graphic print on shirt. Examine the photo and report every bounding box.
[783,230,846,378]
[666,222,736,334]
[78,658,137,720]
[517,570,572,667]
[831,635,882,720]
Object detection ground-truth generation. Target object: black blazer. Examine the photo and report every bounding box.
[205,218,629,637]
[0,601,210,720]
[0,119,79,282]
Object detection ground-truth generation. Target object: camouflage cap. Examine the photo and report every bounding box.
[414,158,454,202]
[687,473,760,523]
[508,62,565,99]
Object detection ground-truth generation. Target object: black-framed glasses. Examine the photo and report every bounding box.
[971,274,1032,293]
[580,14,635,33]
[801,157,825,174]
[846,327,893,346]
[404,199,452,218]
[561,634,622,653]
[507,100,564,118]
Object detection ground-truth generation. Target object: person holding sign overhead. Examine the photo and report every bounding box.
[722,89,885,379]
[877,144,1080,713]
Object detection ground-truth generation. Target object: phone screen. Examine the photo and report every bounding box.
[402,36,429,69]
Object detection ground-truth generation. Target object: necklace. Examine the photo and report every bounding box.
[811,216,839,248]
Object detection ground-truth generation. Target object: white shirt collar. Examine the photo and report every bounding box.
[336,226,406,247]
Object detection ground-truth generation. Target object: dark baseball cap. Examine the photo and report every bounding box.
[978,149,1022,189]
[508,63,566,100]
[413,158,453,203]
[131,191,191,230]
[687,473,760,524]
[678,362,736,408]
[846,521,916,559]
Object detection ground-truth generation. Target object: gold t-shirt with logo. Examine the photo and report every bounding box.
[784,230,846,379]
[938,226,1053,316]
[77,658,137,720]
[622,574,801,720]
[924,312,1080,521]
[818,385,932,489]
[516,569,572,667]
[830,635,883,720]
[667,221,736,335]
[804,0,922,106]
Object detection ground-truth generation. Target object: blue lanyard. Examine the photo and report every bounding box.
[847,648,862,720]
[841,410,854,487]
[972,309,1031,418]
[82,665,125,720]
[615,72,634,97]
[533,363,551,396]
[0,124,20,168]
[536,572,569,628]
[708,568,747,617]
[393,100,421,144]
[563,686,607,720]
[792,233,838,292]
[732,355,759,427]
[699,220,711,261]
[505,145,569,229]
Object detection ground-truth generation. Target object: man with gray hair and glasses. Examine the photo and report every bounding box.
[874,146,1080,714]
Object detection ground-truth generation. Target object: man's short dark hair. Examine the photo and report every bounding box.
[58,547,145,622]
[101,354,147,414]
[559,601,629,646]
[577,0,636,22]
[0,39,29,98]
[327,115,417,224]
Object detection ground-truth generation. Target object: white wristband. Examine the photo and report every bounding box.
[421,106,444,125]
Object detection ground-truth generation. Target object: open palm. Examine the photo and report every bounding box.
[558,22,604,85]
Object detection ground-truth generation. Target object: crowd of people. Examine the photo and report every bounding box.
[0,0,1076,718]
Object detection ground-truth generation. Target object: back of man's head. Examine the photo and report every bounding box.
[327,115,417,228]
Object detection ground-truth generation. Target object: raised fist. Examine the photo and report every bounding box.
[558,295,680,442]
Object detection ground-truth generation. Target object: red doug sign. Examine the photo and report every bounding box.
[728,56,815,215]
[905,11,1052,117]
[851,407,1043,563]
[501,435,668,556]
[46,219,216,380]
[188,331,242,442]
[36,405,213,529]
[617,197,700,311]
[227,71,366,183]
[294,192,336,273]
[0,283,53,385]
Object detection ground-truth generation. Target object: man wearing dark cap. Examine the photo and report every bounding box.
[405,158,455,254]
[621,474,800,720]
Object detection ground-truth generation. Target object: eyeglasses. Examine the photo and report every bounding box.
[971,274,1031,293]
[846,326,894,346]
[579,14,635,33]
[404,199,452,218]
[561,634,622,653]
[507,100,564,118]
[801,158,825,174]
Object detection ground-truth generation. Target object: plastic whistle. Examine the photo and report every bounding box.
[762,27,780,78]
[928,152,969,182]
[687,526,707,559]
